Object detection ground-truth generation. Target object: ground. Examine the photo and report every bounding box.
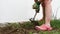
[0,19,60,34]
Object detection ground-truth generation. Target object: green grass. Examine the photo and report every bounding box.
[21,19,60,34]
[22,19,60,29]
[1,19,60,34]
[51,19,60,29]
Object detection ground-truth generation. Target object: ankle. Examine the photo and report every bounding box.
[45,23,51,27]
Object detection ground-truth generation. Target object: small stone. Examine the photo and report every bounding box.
[17,30,19,31]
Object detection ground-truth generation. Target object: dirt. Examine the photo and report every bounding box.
[0,27,38,34]
[0,23,38,34]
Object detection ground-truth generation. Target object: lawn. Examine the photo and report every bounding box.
[0,19,60,34]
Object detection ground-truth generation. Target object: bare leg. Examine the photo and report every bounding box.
[39,0,52,26]
[38,0,45,21]
[35,0,52,31]
[44,0,52,26]
[40,2,45,21]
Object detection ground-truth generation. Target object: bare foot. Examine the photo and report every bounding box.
[35,24,52,31]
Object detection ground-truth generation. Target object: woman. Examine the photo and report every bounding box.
[33,0,52,30]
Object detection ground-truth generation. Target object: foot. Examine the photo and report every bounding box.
[46,25,52,31]
[35,24,52,31]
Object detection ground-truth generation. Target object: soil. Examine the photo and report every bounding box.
[0,23,38,34]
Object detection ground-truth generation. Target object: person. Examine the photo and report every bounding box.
[33,0,52,30]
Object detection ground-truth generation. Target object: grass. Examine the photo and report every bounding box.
[22,19,60,34]
[0,19,60,34]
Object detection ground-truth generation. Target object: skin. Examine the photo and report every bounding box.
[34,0,52,24]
